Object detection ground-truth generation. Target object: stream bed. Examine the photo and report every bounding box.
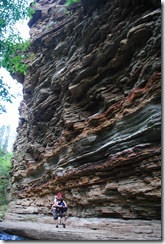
[0,231,30,240]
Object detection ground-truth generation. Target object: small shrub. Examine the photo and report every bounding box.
[0,204,8,219]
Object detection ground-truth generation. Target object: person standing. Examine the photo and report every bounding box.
[51,193,67,228]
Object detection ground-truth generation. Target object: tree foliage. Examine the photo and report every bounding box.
[1,36,30,75]
[0,125,12,206]
[0,152,12,205]
[0,0,34,73]
[0,0,33,34]
[0,79,12,103]
[66,0,80,6]
[0,77,13,113]
[0,0,34,113]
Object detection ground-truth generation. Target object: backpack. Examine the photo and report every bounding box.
[56,198,67,212]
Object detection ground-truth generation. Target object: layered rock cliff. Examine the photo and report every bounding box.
[7,0,161,222]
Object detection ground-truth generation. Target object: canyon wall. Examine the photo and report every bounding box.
[7,0,161,221]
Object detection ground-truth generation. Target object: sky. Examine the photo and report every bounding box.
[0,67,23,129]
[0,20,30,151]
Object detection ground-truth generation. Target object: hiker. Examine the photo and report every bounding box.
[51,192,67,228]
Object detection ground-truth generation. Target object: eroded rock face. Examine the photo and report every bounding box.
[7,0,161,221]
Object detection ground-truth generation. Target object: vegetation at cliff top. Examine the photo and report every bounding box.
[0,0,79,114]
[0,0,34,113]
[0,0,34,74]
[0,0,78,78]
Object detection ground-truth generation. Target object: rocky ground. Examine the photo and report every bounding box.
[0,217,161,241]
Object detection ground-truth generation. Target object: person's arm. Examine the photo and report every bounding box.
[54,199,63,208]
[63,200,67,208]
[50,204,55,211]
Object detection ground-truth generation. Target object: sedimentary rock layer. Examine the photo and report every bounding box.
[7,0,161,221]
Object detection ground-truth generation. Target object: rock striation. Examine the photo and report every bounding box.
[7,0,161,223]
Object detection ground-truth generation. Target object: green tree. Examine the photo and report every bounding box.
[0,78,13,114]
[0,125,12,206]
[1,36,30,75]
[0,0,34,72]
[0,152,12,206]
[0,0,32,33]
[0,0,34,73]
[0,0,34,113]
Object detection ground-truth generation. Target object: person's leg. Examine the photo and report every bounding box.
[53,209,59,227]
[61,211,66,228]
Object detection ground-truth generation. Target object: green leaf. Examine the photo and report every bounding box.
[66,0,80,6]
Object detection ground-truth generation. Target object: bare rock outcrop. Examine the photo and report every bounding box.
[7,0,161,223]
[0,218,161,240]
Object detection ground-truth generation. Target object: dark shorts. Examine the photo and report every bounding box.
[53,208,67,220]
